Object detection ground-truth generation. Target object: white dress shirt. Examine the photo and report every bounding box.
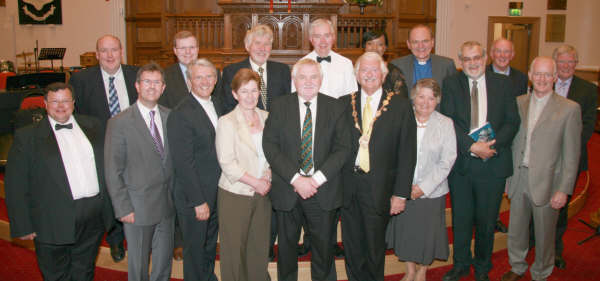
[49,116,100,200]
[136,101,164,144]
[293,50,358,99]
[555,77,573,98]
[192,94,219,129]
[290,95,327,185]
[354,88,382,166]
[101,66,130,111]
[523,93,551,167]
[468,74,488,130]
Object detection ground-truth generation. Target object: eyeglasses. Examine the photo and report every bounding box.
[140,79,164,87]
[461,55,483,63]
[46,99,74,105]
[532,72,554,79]
[175,46,198,51]
[556,60,577,65]
[409,39,432,45]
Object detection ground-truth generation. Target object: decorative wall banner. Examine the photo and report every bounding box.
[18,0,62,25]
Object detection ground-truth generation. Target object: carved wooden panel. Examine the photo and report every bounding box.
[232,15,252,49]
[125,0,437,67]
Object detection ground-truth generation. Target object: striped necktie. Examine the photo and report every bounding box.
[300,101,313,174]
[258,67,268,110]
[108,76,121,117]
[149,110,165,159]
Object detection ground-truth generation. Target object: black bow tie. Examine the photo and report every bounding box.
[316,56,331,63]
[55,123,73,130]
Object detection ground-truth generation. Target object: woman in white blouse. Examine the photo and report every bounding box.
[215,68,271,281]
[386,78,457,281]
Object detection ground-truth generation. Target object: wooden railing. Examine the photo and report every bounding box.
[336,15,393,49]
[166,14,225,49]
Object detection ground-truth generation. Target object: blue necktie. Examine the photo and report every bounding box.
[108,76,121,117]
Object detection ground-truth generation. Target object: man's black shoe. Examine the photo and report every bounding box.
[297,243,310,257]
[442,267,470,281]
[555,255,566,269]
[495,220,508,233]
[475,272,490,281]
[334,244,344,258]
[110,242,125,262]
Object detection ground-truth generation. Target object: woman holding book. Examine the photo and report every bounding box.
[385,78,457,281]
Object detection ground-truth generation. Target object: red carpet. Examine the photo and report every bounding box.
[2,133,600,280]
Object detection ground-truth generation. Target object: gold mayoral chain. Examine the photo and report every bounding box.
[351,90,396,149]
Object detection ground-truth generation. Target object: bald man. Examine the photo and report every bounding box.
[69,34,139,262]
[487,38,529,97]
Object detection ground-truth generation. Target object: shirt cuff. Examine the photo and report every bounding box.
[290,173,301,185]
[312,170,328,186]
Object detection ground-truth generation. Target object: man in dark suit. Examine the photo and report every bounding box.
[5,82,115,280]
[219,24,291,114]
[157,30,200,261]
[68,34,138,261]
[104,63,175,281]
[167,58,224,281]
[340,52,417,281]
[440,41,520,281]
[487,38,529,97]
[549,44,598,269]
[263,58,351,281]
[487,37,529,234]
[158,30,197,109]
[390,24,457,89]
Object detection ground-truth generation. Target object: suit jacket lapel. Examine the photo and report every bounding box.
[458,73,472,127]
[191,97,217,138]
[405,55,415,86]
[158,106,170,164]
[532,93,559,134]
[130,105,164,162]
[93,68,111,118]
[291,94,301,155]
[39,118,74,200]
[314,95,328,159]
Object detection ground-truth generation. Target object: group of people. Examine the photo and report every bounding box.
[3,17,597,281]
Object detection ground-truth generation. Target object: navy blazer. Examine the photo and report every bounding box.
[440,70,520,178]
[219,58,291,113]
[486,64,529,97]
[69,64,139,126]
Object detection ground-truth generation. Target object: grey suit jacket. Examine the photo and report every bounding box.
[414,111,457,198]
[104,103,175,226]
[507,93,582,206]
[390,54,457,89]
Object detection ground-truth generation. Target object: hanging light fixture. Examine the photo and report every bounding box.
[343,0,384,15]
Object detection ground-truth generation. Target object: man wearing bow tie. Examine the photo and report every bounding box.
[5,82,115,280]
[294,18,358,99]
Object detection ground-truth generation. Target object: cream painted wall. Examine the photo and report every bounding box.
[0,0,126,69]
[437,0,600,69]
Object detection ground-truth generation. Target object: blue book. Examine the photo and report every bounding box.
[469,122,495,142]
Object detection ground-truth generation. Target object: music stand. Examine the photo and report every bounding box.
[38,48,66,72]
